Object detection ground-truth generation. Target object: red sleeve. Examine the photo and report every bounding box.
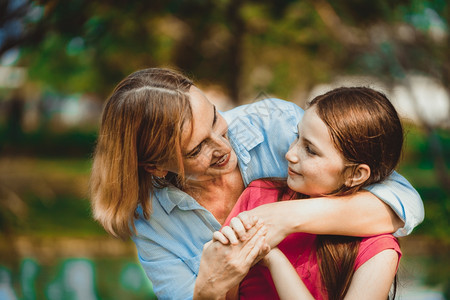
[354,234,402,271]
[223,180,280,227]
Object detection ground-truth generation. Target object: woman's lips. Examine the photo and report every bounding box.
[211,153,230,167]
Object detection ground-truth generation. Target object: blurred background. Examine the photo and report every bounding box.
[0,0,448,299]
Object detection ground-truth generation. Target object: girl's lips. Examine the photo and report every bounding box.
[288,167,301,176]
[211,153,230,167]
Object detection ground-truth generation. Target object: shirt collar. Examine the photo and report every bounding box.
[225,113,264,165]
[155,186,204,214]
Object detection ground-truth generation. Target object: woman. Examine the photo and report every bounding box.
[90,68,423,299]
[221,87,403,299]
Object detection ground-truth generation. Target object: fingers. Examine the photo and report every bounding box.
[203,223,270,286]
[242,225,268,265]
[237,212,258,230]
[230,217,247,241]
[212,231,229,245]
[253,242,271,267]
[261,243,271,256]
[242,218,263,241]
[220,226,239,245]
[219,214,262,245]
[244,236,265,265]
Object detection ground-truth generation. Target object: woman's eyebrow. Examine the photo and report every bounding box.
[186,141,205,157]
[212,105,217,127]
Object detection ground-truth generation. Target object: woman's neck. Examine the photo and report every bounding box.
[184,167,244,224]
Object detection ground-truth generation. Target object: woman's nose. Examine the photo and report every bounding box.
[211,133,231,156]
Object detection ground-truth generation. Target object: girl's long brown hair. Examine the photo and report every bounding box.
[308,87,403,299]
[90,68,193,239]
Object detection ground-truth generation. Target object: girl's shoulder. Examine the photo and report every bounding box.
[355,234,402,271]
[246,179,299,202]
[247,178,284,189]
[359,234,400,251]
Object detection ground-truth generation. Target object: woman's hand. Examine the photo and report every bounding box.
[194,221,270,299]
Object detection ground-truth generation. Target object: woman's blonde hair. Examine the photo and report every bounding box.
[90,68,193,239]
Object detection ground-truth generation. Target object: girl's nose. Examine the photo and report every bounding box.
[285,146,299,163]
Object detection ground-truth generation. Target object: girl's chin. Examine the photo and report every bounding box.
[287,178,303,193]
[286,179,318,196]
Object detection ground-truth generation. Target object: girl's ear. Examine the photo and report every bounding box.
[345,164,371,188]
[144,165,168,177]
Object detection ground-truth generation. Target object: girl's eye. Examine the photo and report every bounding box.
[305,145,316,155]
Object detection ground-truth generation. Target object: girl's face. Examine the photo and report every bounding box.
[161,86,238,183]
[285,106,347,196]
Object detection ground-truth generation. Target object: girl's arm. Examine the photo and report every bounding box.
[264,248,398,300]
[263,248,314,300]
[245,191,403,248]
[345,249,398,299]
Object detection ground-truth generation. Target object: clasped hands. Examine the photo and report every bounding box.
[195,212,272,299]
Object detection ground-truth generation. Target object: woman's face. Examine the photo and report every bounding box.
[285,106,347,196]
[162,86,238,182]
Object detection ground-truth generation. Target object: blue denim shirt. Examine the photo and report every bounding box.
[132,98,424,299]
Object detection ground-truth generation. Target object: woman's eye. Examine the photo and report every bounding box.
[187,145,203,158]
[189,149,201,158]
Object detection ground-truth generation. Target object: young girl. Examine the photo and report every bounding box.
[218,87,404,299]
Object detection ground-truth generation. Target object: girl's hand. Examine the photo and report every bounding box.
[213,212,261,245]
[246,202,296,247]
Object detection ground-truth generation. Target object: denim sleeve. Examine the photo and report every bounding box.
[364,170,425,237]
[131,189,215,300]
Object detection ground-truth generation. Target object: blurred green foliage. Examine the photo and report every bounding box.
[3,258,157,300]
[0,125,97,157]
[400,124,450,241]
[2,0,443,103]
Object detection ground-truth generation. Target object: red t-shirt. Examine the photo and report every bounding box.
[224,180,402,300]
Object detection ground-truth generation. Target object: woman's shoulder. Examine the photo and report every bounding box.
[223,98,303,118]
[221,98,304,135]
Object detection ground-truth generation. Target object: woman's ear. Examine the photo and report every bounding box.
[345,164,371,188]
[144,165,168,177]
